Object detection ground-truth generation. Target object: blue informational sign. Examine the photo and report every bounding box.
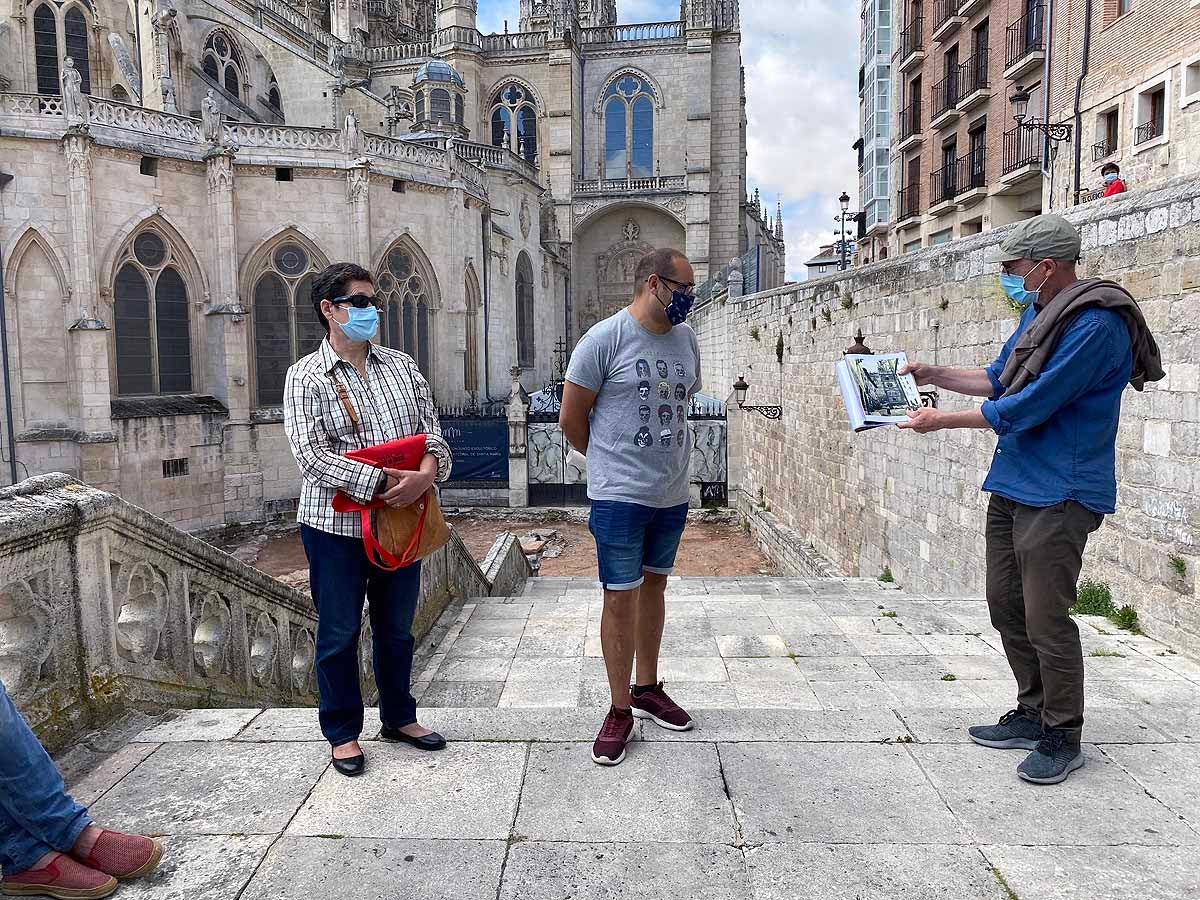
[439,417,508,483]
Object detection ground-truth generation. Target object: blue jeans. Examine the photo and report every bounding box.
[301,525,423,746]
[0,680,91,874]
[588,500,689,591]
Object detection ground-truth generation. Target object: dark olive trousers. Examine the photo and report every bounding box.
[985,495,1105,741]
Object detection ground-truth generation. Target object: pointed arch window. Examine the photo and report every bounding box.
[113,229,193,396]
[464,268,480,394]
[63,7,91,94]
[490,83,539,165]
[515,252,535,368]
[603,75,655,179]
[376,244,435,377]
[203,30,244,101]
[252,242,321,407]
[33,5,60,95]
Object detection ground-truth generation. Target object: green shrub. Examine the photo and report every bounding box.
[1072,579,1115,617]
[879,567,895,584]
[1112,604,1141,633]
[1169,555,1188,581]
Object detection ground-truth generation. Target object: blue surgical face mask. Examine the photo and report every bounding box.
[656,285,696,326]
[337,305,380,343]
[1104,173,1119,185]
[1001,263,1049,309]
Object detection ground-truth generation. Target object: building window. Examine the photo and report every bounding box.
[1135,80,1168,147]
[1184,57,1200,107]
[33,5,60,95]
[464,268,480,394]
[515,251,535,368]
[202,30,244,101]
[490,84,538,164]
[113,229,193,396]
[602,74,655,180]
[376,242,435,377]
[1118,0,1132,14]
[1094,107,1119,159]
[430,88,452,125]
[63,7,91,94]
[252,242,321,407]
[112,83,129,102]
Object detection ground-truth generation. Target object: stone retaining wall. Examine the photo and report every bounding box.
[693,177,1200,655]
[0,474,531,749]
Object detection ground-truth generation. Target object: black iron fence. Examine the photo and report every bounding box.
[930,163,957,206]
[933,73,960,119]
[955,146,987,193]
[1092,139,1116,161]
[1002,124,1041,174]
[1135,119,1163,146]
[900,99,923,141]
[901,17,925,61]
[1005,4,1045,70]
[898,182,922,220]
[959,50,989,96]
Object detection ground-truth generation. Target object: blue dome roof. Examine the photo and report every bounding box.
[414,59,465,88]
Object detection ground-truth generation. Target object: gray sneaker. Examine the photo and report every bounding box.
[968,709,1042,750]
[1017,728,1084,784]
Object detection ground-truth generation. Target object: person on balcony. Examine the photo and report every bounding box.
[0,679,162,899]
[283,263,453,777]
[1101,163,1127,197]
[897,214,1163,784]
[560,248,702,766]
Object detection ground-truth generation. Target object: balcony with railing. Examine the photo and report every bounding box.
[479,31,548,53]
[956,50,990,110]
[1135,118,1164,146]
[899,18,926,72]
[954,147,988,203]
[898,99,924,150]
[932,0,967,42]
[1000,123,1042,187]
[580,22,684,45]
[573,174,687,196]
[897,182,922,224]
[1092,138,1116,161]
[931,73,961,127]
[957,0,989,16]
[929,163,958,213]
[1004,4,1045,80]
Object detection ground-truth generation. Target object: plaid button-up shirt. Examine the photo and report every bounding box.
[283,339,452,537]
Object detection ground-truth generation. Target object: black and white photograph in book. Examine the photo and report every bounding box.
[836,352,923,432]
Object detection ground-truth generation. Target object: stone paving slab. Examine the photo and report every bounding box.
[499,842,753,900]
[109,835,272,900]
[1099,743,1200,830]
[720,743,967,845]
[89,742,329,834]
[65,742,159,806]
[911,744,1200,846]
[289,741,526,840]
[132,708,264,742]
[983,846,1200,900]
[745,844,1010,900]
[240,837,506,900]
[233,707,382,742]
[515,743,735,843]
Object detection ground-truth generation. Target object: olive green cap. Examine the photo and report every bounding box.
[989,214,1082,264]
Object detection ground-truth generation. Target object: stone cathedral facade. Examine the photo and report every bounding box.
[0,0,782,527]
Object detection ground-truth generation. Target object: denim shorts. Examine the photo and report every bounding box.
[588,500,689,591]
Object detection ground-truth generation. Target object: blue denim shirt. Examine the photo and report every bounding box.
[980,304,1133,514]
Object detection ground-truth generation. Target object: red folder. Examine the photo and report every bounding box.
[331,435,427,513]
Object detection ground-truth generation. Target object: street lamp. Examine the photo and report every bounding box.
[1009,84,1072,143]
[732,373,782,420]
[834,191,860,272]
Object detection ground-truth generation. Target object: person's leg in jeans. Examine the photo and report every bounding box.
[366,560,422,731]
[301,525,371,748]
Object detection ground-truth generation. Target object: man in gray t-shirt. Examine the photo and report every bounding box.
[561,248,702,767]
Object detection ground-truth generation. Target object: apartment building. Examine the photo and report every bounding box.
[857,0,894,264]
[890,0,1049,254]
[1046,0,1200,209]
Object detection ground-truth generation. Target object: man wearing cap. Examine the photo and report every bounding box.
[899,214,1163,784]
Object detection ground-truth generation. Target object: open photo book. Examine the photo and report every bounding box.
[835,352,923,432]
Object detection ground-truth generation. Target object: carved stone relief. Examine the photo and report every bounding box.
[114,561,169,666]
[291,626,316,693]
[519,198,532,240]
[249,611,278,686]
[0,577,53,698]
[192,591,231,677]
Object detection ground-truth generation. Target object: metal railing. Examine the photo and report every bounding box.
[1002,123,1041,174]
[1134,118,1163,145]
[580,22,683,44]
[958,50,989,96]
[955,146,987,193]
[900,17,925,61]
[934,0,959,30]
[1005,4,1045,70]
[933,73,960,118]
[573,174,687,195]
[1092,139,1116,161]
[930,163,957,206]
[900,99,922,141]
[898,182,922,220]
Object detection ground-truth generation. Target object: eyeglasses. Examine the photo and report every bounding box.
[329,293,380,310]
[656,275,696,296]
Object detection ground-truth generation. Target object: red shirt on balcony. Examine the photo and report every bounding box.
[1103,178,1127,198]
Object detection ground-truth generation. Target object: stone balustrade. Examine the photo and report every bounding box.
[366,41,434,62]
[580,22,685,45]
[574,174,687,195]
[0,474,531,751]
[478,31,548,53]
[453,139,540,182]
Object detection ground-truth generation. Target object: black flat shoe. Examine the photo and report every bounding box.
[379,726,447,751]
[331,752,366,777]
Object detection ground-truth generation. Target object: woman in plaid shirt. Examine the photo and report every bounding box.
[284,262,452,777]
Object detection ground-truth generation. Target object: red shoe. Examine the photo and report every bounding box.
[630,681,694,731]
[591,705,635,766]
[1,853,117,899]
[75,830,163,880]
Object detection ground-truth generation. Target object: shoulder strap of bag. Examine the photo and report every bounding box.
[330,373,362,437]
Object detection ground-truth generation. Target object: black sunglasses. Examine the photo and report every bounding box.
[656,275,696,296]
[329,293,380,310]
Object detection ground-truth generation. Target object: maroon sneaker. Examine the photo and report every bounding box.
[591,705,635,765]
[75,830,163,880]
[630,682,694,731]
[1,853,117,899]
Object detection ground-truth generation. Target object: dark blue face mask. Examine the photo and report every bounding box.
[656,284,696,326]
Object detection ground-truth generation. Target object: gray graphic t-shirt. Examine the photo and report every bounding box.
[565,309,702,508]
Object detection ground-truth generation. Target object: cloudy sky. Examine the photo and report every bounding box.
[475,0,859,281]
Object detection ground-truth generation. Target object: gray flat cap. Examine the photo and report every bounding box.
[988,214,1082,264]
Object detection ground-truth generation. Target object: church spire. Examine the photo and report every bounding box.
[775,197,784,239]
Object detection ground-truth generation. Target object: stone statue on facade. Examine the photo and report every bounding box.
[201,89,224,146]
[107,33,142,102]
[343,109,362,156]
[61,57,88,126]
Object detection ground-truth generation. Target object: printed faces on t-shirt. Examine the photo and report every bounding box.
[633,357,694,450]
